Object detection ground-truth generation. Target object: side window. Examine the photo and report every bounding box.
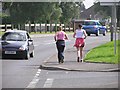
[84,21,90,25]
[97,22,101,25]
[93,22,96,25]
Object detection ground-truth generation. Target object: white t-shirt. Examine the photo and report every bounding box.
[75,29,85,38]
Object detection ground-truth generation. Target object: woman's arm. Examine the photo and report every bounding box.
[65,33,68,40]
[83,30,87,39]
[54,32,58,41]
[73,31,76,38]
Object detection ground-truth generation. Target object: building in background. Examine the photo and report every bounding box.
[79,5,104,20]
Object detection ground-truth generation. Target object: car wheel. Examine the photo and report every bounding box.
[103,30,106,36]
[87,34,90,36]
[30,50,34,57]
[96,30,99,36]
[25,51,29,60]
[2,53,4,59]
[2,55,4,59]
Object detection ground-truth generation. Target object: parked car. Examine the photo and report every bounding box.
[1,30,34,59]
[79,20,107,36]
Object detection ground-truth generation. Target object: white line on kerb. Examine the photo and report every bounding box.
[26,69,41,89]
[43,78,54,88]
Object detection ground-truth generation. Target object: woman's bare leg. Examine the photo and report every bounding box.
[80,47,83,62]
[77,47,80,57]
[76,47,80,62]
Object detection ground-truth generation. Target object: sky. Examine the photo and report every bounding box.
[83,0,94,9]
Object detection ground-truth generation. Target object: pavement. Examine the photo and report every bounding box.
[40,48,119,72]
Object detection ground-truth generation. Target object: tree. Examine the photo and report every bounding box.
[0,13,10,31]
[59,2,80,25]
[94,2,120,27]
[2,2,12,24]
[94,2,111,19]
[2,2,84,32]
[50,3,62,23]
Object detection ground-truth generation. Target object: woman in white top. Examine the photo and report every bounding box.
[73,24,87,62]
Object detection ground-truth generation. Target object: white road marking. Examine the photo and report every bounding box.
[26,69,41,88]
[66,71,68,74]
[43,78,54,88]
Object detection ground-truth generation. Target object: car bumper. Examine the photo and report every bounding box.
[99,29,106,34]
[85,28,98,34]
[2,50,27,59]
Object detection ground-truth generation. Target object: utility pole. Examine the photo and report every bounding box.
[110,6,114,41]
[113,2,117,54]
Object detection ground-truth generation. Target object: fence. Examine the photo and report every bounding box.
[0,24,12,31]
[0,23,74,33]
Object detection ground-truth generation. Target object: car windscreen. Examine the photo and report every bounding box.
[1,32,27,41]
[83,21,96,25]
[78,21,97,25]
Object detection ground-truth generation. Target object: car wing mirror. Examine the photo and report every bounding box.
[28,39,33,42]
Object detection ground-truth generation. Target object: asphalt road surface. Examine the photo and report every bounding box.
[2,33,118,89]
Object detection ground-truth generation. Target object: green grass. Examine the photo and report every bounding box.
[84,40,119,64]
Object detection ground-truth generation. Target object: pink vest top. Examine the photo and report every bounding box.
[56,31,65,40]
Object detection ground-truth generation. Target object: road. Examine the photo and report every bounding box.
[2,33,118,89]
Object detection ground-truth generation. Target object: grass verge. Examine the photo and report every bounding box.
[84,40,119,64]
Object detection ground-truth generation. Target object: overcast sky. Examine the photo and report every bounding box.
[83,0,94,9]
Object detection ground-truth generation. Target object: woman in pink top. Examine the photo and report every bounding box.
[73,24,87,62]
[54,26,68,63]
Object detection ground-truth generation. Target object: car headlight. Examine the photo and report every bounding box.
[94,26,98,28]
[19,45,26,51]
